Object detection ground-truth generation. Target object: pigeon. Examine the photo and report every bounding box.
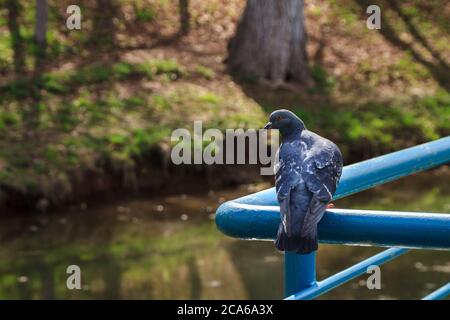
[264,109,343,254]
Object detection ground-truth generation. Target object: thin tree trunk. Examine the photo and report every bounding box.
[6,0,25,75]
[35,0,48,50]
[90,0,119,50]
[227,0,310,84]
[178,0,190,36]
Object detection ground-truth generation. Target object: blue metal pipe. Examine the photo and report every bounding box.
[285,252,316,297]
[219,136,450,207]
[216,206,450,249]
[285,247,409,300]
[422,282,450,300]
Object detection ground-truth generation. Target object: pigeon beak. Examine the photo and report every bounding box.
[263,122,272,130]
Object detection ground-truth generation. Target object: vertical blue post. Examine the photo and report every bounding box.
[284,251,317,297]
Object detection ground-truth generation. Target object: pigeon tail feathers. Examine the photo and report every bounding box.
[296,230,318,254]
[275,224,318,254]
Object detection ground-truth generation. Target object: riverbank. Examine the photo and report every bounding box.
[0,160,265,214]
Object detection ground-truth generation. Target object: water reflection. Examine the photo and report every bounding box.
[0,171,448,299]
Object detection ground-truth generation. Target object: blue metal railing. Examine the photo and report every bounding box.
[215,136,450,300]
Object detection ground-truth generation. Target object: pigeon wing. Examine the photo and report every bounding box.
[279,190,293,237]
[275,143,302,237]
[301,143,343,236]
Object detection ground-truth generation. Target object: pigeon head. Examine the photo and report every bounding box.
[264,109,305,138]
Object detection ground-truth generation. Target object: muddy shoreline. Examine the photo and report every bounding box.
[0,157,268,215]
[2,146,447,215]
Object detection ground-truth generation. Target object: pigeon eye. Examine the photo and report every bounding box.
[276,116,283,121]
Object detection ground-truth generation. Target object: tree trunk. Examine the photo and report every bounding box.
[6,0,25,75]
[89,0,119,50]
[35,0,48,50]
[178,0,190,36]
[227,0,310,84]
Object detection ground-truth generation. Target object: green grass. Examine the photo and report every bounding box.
[195,65,216,80]
[134,7,156,23]
[287,90,450,157]
[0,57,265,202]
[0,59,185,102]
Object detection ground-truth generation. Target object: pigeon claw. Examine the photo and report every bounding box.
[327,203,335,209]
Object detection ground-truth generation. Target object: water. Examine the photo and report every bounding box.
[0,171,448,300]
